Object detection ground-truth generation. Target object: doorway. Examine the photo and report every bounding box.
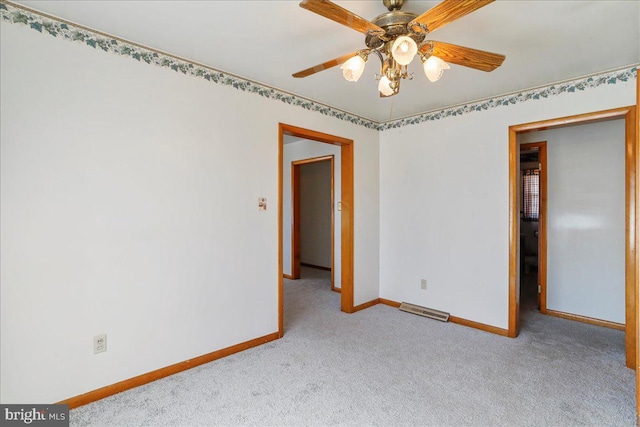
[519,142,547,314]
[291,155,337,291]
[278,124,354,337]
[508,106,637,370]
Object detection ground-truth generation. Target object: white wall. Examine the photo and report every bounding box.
[520,121,626,323]
[283,138,341,287]
[300,161,332,268]
[379,78,635,329]
[0,23,379,403]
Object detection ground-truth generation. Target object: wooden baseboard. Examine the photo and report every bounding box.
[378,298,508,336]
[379,298,401,308]
[449,316,509,337]
[283,274,294,279]
[331,286,341,293]
[545,309,625,331]
[57,332,280,409]
[300,262,331,271]
[352,298,380,313]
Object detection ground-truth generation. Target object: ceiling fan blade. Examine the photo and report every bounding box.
[293,51,359,78]
[411,0,494,33]
[300,0,384,35]
[423,41,505,72]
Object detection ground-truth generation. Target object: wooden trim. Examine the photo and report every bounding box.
[340,142,354,313]
[330,157,335,291]
[291,163,301,279]
[545,309,625,331]
[300,262,331,271]
[352,298,380,313]
[377,298,508,336]
[625,105,637,369]
[278,125,284,337]
[58,332,280,409]
[379,298,401,308]
[279,124,355,319]
[512,107,635,133]
[292,156,335,286]
[292,155,334,166]
[283,274,294,280]
[281,124,353,146]
[633,67,640,426]
[508,106,637,371]
[293,155,336,289]
[539,142,548,314]
[520,141,548,314]
[508,127,520,338]
[449,316,510,337]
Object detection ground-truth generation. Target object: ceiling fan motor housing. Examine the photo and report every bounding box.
[366,10,425,50]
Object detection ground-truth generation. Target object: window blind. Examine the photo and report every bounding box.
[522,169,540,221]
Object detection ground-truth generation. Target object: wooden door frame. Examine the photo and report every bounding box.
[278,123,354,336]
[636,69,640,427]
[519,141,548,313]
[508,106,637,371]
[291,155,336,291]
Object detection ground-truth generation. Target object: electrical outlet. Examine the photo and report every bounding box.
[94,334,107,354]
[420,279,427,290]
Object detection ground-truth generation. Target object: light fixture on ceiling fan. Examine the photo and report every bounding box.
[293,0,505,98]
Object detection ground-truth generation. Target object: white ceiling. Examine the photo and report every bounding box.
[14,0,640,123]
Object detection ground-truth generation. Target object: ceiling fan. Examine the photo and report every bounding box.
[292,0,505,97]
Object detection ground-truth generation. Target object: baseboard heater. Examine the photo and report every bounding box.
[399,302,450,322]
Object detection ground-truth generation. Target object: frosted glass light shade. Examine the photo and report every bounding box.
[341,55,366,82]
[391,36,418,66]
[378,76,394,96]
[423,55,450,82]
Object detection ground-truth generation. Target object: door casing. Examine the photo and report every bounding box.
[520,141,548,312]
[508,106,637,371]
[278,123,354,337]
[291,155,335,291]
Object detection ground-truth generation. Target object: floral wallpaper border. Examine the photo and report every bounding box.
[1,1,637,132]
[380,66,637,131]
[0,1,379,130]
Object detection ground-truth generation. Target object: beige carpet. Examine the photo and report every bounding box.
[70,267,635,426]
